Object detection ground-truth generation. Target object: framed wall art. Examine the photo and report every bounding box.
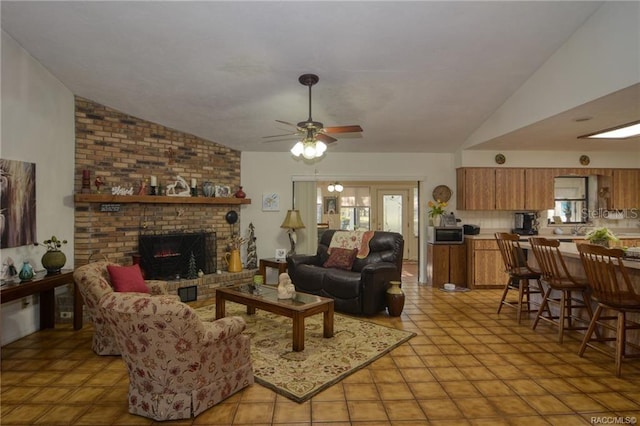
[324,196,337,214]
[262,193,280,211]
[0,159,37,248]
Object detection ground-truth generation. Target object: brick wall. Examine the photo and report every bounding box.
[74,96,246,274]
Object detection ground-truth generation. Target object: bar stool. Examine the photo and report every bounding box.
[529,237,595,343]
[578,244,640,377]
[495,232,544,324]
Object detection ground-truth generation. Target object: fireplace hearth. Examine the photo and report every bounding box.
[138,232,216,280]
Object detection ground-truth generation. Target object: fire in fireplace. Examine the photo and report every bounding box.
[138,232,216,280]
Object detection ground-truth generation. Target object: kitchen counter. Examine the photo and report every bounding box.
[464,232,640,242]
[520,241,640,270]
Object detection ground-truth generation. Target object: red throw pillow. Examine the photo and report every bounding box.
[107,264,150,293]
[323,248,358,271]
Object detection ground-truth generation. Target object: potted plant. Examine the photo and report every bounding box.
[35,235,68,275]
[585,227,618,247]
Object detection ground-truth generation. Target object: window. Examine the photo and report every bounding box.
[552,177,588,224]
[339,187,371,230]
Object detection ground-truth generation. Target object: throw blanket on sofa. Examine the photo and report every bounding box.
[328,230,375,259]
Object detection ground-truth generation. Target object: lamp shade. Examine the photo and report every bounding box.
[280,209,305,229]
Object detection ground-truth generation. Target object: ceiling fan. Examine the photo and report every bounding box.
[264,74,363,157]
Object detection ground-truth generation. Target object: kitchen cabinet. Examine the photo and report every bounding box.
[524,168,555,210]
[611,169,640,209]
[466,239,508,289]
[457,168,524,210]
[457,168,495,210]
[427,243,466,287]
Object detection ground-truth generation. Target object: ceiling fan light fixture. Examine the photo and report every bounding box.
[290,141,304,157]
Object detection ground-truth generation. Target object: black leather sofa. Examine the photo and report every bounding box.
[287,230,404,315]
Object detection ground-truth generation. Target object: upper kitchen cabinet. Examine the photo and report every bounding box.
[457,168,495,210]
[610,169,640,209]
[457,168,524,210]
[524,168,555,210]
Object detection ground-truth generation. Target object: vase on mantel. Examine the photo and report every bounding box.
[386,280,405,317]
[234,186,246,199]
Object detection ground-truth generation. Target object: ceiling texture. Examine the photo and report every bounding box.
[2,1,638,154]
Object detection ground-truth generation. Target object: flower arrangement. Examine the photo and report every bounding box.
[34,235,68,251]
[585,227,618,246]
[428,199,447,218]
[227,234,248,251]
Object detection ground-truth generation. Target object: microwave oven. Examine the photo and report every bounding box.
[428,226,464,244]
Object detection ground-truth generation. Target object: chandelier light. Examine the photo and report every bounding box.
[327,182,344,193]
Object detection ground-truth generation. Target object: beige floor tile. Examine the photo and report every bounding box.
[33,405,89,425]
[232,402,275,424]
[418,398,463,421]
[343,383,380,401]
[311,401,350,422]
[522,394,573,415]
[453,397,500,418]
[383,399,427,421]
[347,400,389,422]
[312,382,345,400]
[1,404,51,424]
[589,392,640,411]
[72,404,125,425]
[272,400,311,423]
[441,381,482,399]
[377,382,414,400]
[487,395,539,416]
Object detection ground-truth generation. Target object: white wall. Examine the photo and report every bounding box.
[1,31,75,345]
[463,2,640,149]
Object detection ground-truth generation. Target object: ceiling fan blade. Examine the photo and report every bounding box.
[262,132,299,139]
[315,133,338,144]
[322,125,363,134]
[275,120,299,129]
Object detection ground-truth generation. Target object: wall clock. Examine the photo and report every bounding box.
[579,155,590,166]
[432,185,452,202]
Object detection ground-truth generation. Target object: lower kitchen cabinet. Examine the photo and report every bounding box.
[466,239,509,289]
[427,243,466,287]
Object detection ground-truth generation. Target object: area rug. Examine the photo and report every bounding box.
[195,302,415,403]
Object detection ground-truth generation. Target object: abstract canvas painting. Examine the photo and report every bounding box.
[0,159,36,248]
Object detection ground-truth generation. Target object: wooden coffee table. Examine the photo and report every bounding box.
[215,284,334,351]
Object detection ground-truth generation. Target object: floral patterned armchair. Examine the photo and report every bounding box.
[73,261,174,355]
[99,292,254,421]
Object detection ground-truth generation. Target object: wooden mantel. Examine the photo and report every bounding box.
[74,194,251,205]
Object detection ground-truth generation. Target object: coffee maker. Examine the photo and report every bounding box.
[513,212,538,235]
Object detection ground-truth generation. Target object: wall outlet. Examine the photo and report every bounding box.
[60,312,73,319]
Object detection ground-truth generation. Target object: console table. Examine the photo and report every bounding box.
[0,270,82,330]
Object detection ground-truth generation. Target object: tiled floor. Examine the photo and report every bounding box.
[2,264,639,425]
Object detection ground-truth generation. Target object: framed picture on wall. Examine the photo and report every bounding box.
[324,196,337,214]
[262,193,280,211]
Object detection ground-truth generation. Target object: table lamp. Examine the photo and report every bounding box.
[280,209,305,256]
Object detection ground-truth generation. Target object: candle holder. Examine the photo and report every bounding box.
[149,186,157,196]
[191,187,198,197]
[81,170,91,194]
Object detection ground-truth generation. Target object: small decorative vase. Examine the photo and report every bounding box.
[430,215,441,227]
[386,280,405,317]
[19,261,34,282]
[41,250,66,275]
[234,186,246,199]
[202,181,215,198]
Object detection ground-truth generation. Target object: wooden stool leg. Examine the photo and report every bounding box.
[616,311,625,377]
[497,279,511,314]
[532,285,552,330]
[558,291,567,344]
[579,305,602,357]
[517,279,525,324]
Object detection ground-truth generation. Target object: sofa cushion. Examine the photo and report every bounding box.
[107,264,150,293]
[323,247,358,270]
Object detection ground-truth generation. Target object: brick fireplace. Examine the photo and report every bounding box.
[73,97,248,281]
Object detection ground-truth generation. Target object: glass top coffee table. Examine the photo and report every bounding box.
[215,284,334,352]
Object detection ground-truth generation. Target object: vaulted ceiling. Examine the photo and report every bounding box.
[2,1,638,154]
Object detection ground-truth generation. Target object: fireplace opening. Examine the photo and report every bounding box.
[138,232,216,280]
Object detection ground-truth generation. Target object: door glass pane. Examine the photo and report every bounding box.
[382,194,403,233]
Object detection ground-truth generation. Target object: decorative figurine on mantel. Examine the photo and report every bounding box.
[245,223,257,269]
[277,272,295,299]
[166,176,191,197]
[94,176,104,193]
